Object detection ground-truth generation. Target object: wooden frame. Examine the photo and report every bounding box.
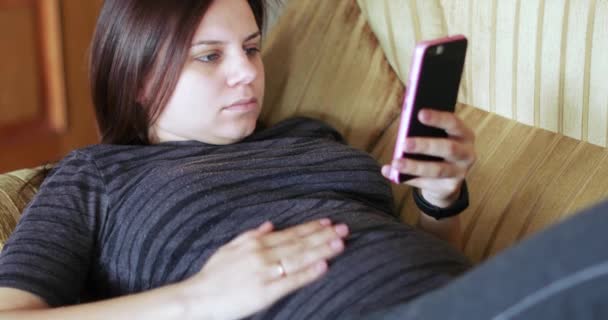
[0,0,67,138]
[37,0,67,132]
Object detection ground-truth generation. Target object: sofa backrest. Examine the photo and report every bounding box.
[440,0,608,146]
[356,0,447,83]
[358,0,608,147]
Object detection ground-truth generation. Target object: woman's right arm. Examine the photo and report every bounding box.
[0,219,349,320]
[0,284,195,320]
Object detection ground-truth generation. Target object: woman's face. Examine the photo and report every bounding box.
[149,0,265,144]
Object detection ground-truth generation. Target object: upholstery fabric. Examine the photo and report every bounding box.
[372,104,608,262]
[431,105,607,262]
[0,168,43,251]
[356,0,447,84]
[439,0,608,147]
[260,0,404,152]
[1,0,607,265]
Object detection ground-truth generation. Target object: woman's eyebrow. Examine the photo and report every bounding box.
[191,31,261,47]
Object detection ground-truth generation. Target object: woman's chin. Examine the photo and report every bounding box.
[220,120,258,144]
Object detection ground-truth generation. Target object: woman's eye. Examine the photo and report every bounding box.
[246,47,261,56]
[197,53,220,63]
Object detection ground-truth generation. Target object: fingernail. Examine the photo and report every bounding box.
[330,239,344,251]
[419,110,430,122]
[381,166,390,177]
[258,221,271,231]
[320,218,331,226]
[334,224,349,236]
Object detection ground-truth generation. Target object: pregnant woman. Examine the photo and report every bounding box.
[2,1,605,320]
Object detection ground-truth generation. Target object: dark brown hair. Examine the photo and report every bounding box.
[90,0,269,145]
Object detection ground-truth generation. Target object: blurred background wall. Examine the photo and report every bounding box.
[0,0,102,172]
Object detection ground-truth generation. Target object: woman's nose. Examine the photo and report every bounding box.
[226,52,258,87]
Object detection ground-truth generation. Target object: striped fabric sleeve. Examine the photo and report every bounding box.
[0,150,107,307]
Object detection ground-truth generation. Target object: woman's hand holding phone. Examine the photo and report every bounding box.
[381,108,476,208]
[384,35,475,209]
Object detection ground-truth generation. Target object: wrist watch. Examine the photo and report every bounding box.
[413,180,469,220]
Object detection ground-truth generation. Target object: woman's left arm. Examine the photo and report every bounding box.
[381,108,477,251]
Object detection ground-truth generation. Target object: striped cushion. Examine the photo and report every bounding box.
[356,0,447,83]
[260,0,404,151]
[372,104,608,263]
[439,0,608,147]
[457,106,608,262]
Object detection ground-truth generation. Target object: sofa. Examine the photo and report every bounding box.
[1,0,607,265]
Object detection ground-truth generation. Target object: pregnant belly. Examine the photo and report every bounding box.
[248,207,470,320]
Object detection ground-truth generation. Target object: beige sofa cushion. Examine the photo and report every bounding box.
[439,0,608,147]
[356,0,447,84]
[370,103,608,263]
[0,169,44,251]
[260,0,404,151]
[423,105,607,262]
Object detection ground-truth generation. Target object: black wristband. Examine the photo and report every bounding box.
[413,180,469,220]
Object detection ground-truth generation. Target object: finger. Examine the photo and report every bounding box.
[229,221,275,248]
[257,221,274,233]
[279,238,344,275]
[404,137,474,163]
[391,158,466,179]
[381,165,391,179]
[266,225,348,274]
[418,109,475,141]
[261,218,332,248]
[266,260,328,298]
[273,223,349,255]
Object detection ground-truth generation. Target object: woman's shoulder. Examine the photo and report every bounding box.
[69,143,178,166]
[72,143,149,158]
[43,143,164,182]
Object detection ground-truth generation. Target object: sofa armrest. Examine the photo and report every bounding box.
[371,103,608,263]
[0,168,45,250]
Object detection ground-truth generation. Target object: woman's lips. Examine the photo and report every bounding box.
[224,98,258,112]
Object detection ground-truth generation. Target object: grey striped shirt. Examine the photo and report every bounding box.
[0,117,469,319]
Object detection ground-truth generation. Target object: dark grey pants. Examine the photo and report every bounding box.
[341,200,608,320]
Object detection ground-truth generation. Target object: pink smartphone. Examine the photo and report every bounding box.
[389,35,468,184]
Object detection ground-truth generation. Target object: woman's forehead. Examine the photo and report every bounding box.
[193,0,259,43]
